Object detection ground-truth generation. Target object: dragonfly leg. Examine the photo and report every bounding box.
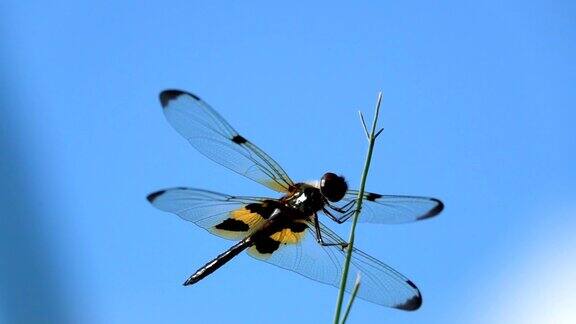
[334,209,357,223]
[323,207,357,224]
[326,201,354,214]
[324,200,357,223]
[313,213,348,249]
[322,207,344,223]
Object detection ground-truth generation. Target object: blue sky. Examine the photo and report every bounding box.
[1,1,575,323]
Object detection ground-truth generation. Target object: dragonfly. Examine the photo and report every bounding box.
[147,90,443,311]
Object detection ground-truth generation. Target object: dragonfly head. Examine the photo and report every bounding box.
[320,172,348,202]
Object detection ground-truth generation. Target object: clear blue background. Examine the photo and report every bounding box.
[2,1,575,323]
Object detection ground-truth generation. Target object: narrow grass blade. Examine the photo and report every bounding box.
[341,274,361,324]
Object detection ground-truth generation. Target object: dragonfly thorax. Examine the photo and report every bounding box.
[283,184,325,216]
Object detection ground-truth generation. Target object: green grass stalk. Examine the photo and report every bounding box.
[333,92,383,323]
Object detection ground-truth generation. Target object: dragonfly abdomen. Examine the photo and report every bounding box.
[183,236,253,286]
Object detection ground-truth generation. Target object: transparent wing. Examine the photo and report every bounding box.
[246,220,422,310]
[159,90,294,192]
[147,188,277,240]
[334,190,444,224]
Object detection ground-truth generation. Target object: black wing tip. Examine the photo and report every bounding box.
[416,198,445,221]
[231,135,248,144]
[406,279,418,290]
[365,192,383,202]
[146,190,166,203]
[159,89,201,108]
[395,280,422,311]
[396,295,422,311]
[182,277,196,286]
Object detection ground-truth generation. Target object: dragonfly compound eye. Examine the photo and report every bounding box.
[320,172,348,202]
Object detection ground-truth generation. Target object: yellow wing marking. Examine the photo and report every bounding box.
[232,208,266,226]
[247,220,308,260]
[270,227,306,244]
[211,207,267,240]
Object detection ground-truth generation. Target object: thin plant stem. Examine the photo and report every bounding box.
[341,274,361,324]
[333,92,383,323]
[359,111,370,140]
